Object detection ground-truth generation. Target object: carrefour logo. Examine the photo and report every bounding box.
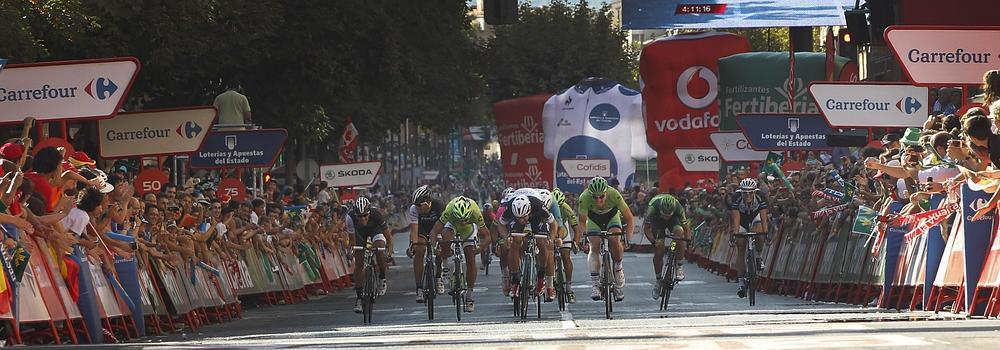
[677,66,718,110]
[896,96,923,115]
[176,121,204,139]
[84,77,118,100]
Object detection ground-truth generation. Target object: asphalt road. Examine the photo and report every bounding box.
[98,233,1000,349]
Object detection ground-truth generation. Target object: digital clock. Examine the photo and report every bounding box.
[674,4,728,15]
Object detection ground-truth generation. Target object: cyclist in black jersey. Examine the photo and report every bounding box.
[347,197,391,313]
[407,185,447,303]
[729,178,769,298]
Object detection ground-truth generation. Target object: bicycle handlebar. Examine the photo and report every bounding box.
[585,231,625,237]
[661,234,693,242]
[510,232,550,239]
[733,231,767,237]
[352,246,387,252]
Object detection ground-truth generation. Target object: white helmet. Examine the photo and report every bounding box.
[412,185,431,204]
[511,195,532,218]
[501,187,515,200]
[354,197,372,215]
[739,178,758,192]
[536,189,552,209]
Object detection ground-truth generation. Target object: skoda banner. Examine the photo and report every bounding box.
[639,32,750,190]
[674,148,721,172]
[718,52,857,130]
[494,95,553,189]
[320,161,382,188]
[543,81,656,193]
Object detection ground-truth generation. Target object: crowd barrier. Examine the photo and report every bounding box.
[687,183,1000,318]
[0,228,355,345]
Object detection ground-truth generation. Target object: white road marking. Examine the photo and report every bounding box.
[560,310,577,329]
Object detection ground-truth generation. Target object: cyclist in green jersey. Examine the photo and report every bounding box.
[430,196,491,312]
[552,188,579,304]
[643,194,691,299]
[576,177,636,302]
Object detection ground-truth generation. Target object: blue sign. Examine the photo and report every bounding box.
[588,103,621,131]
[190,129,287,168]
[737,114,832,151]
[961,184,995,314]
[622,0,847,30]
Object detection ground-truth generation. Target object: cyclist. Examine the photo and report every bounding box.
[494,188,515,296]
[480,202,498,271]
[552,188,579,304]
[643,193,691,299]
[576,177,635,302]
[431,196,491,312]
[406,185,446,303]
[729,178,769,298]
[347,196,392,313]
[497,194,558,302]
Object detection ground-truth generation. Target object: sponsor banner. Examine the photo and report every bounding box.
[423,170,439,180]
[543,81,655,192]
[319,161,382,188]
[885,26,1000,85]
[134,169,169,196]
[852,205,878,236]
[0,57,139,123]
[217,178,247,202]
[99,106,216,158]
[810,82,928,127]
[709,131,767,161]
[640,32,751,190]
[190,128,287,168]
[493,94,553,189]
[674,148,720,172]
[737,114,832,151]
[961,183,995,313]
[718,52,856,130]
[560,158,612,178]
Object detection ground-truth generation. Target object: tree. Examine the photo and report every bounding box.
[481,0,637,102]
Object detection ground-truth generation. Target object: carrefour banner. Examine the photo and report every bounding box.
[494,94,554,189]
[639,32,750,191]
[542,80,656,193]
[717,52,858,130]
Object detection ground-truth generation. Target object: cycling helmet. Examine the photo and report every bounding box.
[412,185,431,204]
[511,195,531,218]
[537,189,552,209]
[588,177,609,194]
[739,178,758,192]
[354,197,372,215]
[657,195,679,215]
[452,197,474,220]
[551,188,566,206]
[501,187,515,200]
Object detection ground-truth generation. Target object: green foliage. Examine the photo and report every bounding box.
[482,0,637,102]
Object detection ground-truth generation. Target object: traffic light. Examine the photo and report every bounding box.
[844,9,870,44]
[484,0,518,25]
[838,32,858,60]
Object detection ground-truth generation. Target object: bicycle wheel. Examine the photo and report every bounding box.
[555,257,566,312]
[363,264,375,323]
[482,249,491,276]
[455,271,463,321]
[660,252,675,311]
[519,258,531,320]
[747,240,757,307]
[424,260,435,320]
[602,253,613,319]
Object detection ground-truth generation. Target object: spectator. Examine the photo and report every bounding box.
[934,88,959,115]
[213,79,253,128]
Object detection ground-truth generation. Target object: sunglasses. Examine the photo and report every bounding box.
[592,194,606,200]
[357,213,370,218]
[417,201,431,207]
